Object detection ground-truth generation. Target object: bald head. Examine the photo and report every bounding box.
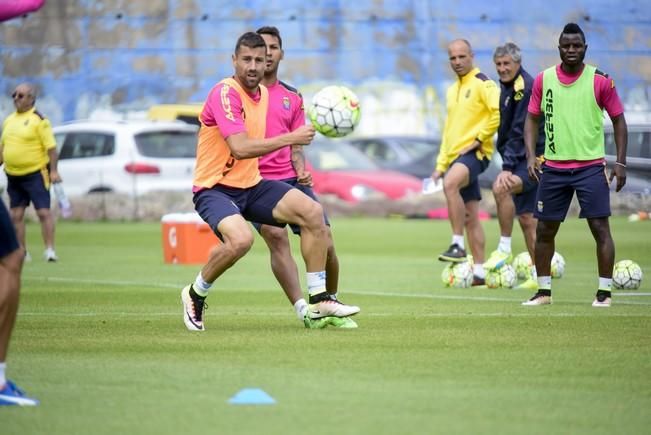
[448,39,473,54]
[448,39,474,78]
[12,83,36,113]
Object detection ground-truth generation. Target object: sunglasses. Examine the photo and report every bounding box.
[11,92,30,99]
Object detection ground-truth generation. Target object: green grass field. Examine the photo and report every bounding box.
[3,217,650,434]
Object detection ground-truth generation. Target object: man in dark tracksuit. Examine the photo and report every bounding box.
[483,42,545,290]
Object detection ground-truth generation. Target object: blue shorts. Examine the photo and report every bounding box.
[534,163,610,221]
[193,180,295,241]
[511,159,539,215]
[451,152,489,203]
[0,199,20,258]
[6,169,51,209]
[251,177,329,235]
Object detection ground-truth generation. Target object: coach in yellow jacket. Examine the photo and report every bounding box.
[0,83,60,262]
[432,39,500,285]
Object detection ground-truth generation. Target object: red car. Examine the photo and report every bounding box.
[304,139,423,203]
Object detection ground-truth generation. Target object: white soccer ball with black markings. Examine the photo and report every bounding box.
[612,259,643,290]
[308,85,361,138]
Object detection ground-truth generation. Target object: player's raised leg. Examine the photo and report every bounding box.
[484,175,517,270]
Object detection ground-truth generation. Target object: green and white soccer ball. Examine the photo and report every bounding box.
[485,264,517,288]
[551,251,565,278]
[441,261,473,288]
[485,269,501,288]
[512,251,533,280]
[612,259,643,290]
[499,264,517,288]
[308,85,361,138]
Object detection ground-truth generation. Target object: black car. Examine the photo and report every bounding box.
[347,135,502,189]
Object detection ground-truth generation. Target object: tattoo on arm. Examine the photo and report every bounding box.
[290,146,305,174]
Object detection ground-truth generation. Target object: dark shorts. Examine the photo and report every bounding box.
[451,152,489,203]
[0,199,20,258]
[193,179,294,241]
[6,169,51,209]
[251,177,329,235]
[511,159,539,215]
[534,163,610,221]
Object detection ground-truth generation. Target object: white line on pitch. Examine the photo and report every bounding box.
[18,311,651,318]
[23,276,651,306]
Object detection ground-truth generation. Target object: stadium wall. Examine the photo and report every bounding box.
[1,0,649,135]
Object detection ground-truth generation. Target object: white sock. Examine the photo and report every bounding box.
[193,272,211,297]
[0,362,6,387]
[473,263,485,279]
[294,299,308,320]
[538,276,552,289]
[598,277,612,291]
[307,271,327,297]
[498,237,512,253]
[531,266,538,280]
[451,234,465,249]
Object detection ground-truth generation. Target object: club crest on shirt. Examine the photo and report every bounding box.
[282,96,290,110]
[465,89,471,99]
[514,90,524,101]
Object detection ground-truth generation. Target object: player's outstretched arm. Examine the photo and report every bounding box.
[225,125,316,160]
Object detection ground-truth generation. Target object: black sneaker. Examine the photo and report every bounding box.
[438,243,467,262]
[471,275,485,286]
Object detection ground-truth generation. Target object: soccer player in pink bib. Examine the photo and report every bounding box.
[254,26,359,328]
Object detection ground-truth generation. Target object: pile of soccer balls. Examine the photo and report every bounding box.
[441,251,568,289]
[612,259,643,290]
[308,85,361,138]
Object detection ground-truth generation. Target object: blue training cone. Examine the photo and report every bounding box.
[228,388,276,405]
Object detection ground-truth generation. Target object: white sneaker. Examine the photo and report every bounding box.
[181,285,206,331]
[308,295,360,319]
[24,251,32,262]
[522,292,552,306]
[44,248,58,262]
[592,296,612,308]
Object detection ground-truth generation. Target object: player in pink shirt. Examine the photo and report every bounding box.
[254,26,359,328]
[522,23,628,308]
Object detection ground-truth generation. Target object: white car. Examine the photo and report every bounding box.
[52,120,199,197]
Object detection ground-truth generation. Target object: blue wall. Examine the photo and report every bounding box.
[1,0,650,133]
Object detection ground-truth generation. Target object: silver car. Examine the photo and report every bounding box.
[53,120,198,197]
